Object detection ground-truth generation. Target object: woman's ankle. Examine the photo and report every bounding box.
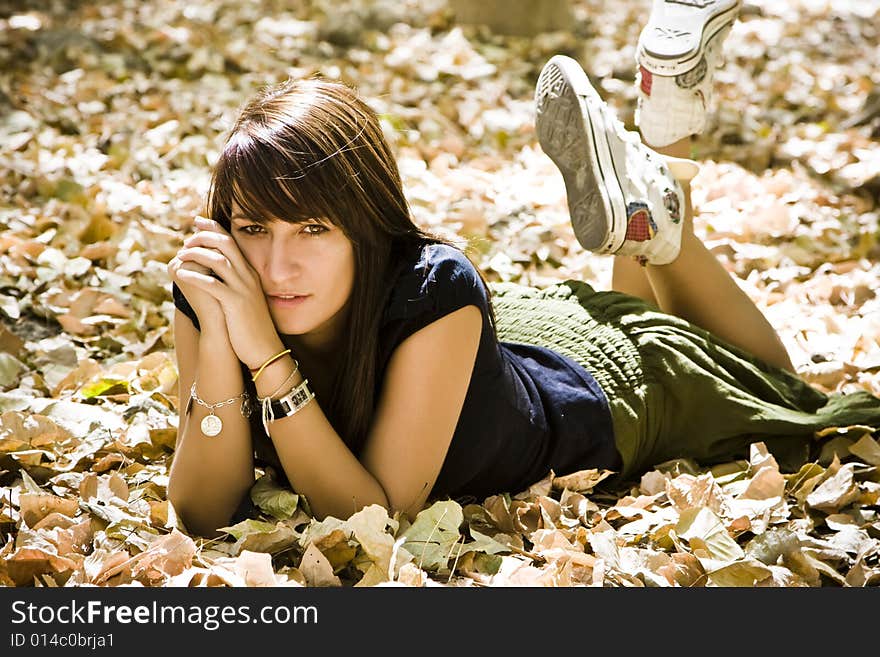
[651,136,693,160]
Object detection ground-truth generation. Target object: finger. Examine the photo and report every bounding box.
[194,215,224,232]
[183,231,236,251]
[179,260,213,277]
[173,266,226,296]
[177,246,235,281]
[169,255,212,276]
[184,224,254,280]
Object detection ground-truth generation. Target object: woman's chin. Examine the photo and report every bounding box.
[273,320,310,336]
[268,311,308,335]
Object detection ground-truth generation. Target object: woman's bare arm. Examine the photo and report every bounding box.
[166,310,255,537]
[168,302,481,530]
[243,304,483,523]
[360,304,483,519]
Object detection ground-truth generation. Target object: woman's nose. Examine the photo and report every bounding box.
[264,238,301,283]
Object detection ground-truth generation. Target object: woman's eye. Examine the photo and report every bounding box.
[237,224,265,235]
[302,224,328,235]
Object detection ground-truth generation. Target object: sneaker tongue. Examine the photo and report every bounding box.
[662,155,701,182]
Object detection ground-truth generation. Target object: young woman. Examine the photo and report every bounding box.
[166,0,880,537]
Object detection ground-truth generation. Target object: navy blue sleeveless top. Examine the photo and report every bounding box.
[172,240,619,504]
[377,242,619,502]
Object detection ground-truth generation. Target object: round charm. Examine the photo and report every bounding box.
[200,414,222,437]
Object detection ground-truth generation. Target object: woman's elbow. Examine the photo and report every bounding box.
[166,485,231,538]
[174,503,232,539]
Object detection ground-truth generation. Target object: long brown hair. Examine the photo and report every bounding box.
[206,75,497,454]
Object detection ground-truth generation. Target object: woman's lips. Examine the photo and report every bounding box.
[268,294,309,308]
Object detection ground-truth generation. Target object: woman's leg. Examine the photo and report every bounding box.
[614,0,743,309]
[611,252,658,306]
[642,139,795,372]
[609,137,693,305]
[609,141,794,371]
[543,0,792,369]
[536,58,795,372]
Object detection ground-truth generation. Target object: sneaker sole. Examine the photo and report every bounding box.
[535,56,626,254]
[638,0,741,76]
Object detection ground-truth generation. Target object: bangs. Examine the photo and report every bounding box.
[210,131,341,228]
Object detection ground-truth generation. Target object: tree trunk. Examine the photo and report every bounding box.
[449,0,574,36]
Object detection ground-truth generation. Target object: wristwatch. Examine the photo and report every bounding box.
[269,378,315,418]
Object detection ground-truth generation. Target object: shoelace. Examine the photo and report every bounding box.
[593,97,667,165]
[670,0,719,8]
[590,96,643,148]
[588,95,677,189]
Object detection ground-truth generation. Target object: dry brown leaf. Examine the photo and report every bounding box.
[738,466,786,500]
[806,463,860,512]
[551,468,614,493]
[128,530,198,585]
[310,529,358,571]
[82,549,135,586]
[1,412,72,450]
[79,472,129,503]
[0,324,25,358]
[18,493,79,528]
[5,525,88,586]
[299,542,343,587]
[230,550,290,587]
[848,433,880,466]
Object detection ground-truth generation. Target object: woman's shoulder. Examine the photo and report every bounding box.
[384,239,487,324]
[396,239,481,289]
[409,239,478,275]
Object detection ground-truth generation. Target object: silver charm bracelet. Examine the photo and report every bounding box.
[189,382,251,437]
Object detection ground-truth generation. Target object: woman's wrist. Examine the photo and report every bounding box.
[198,325,235,352]
[197,330,248,376]
[197,326,288,376]
[253,355,303,399]
[247,344,291,377]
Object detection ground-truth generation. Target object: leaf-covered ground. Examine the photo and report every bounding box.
[1,0,879,588]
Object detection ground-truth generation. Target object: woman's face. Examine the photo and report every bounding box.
[229,202,355,348]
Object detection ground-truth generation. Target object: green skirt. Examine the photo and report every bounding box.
[487,279,880,479]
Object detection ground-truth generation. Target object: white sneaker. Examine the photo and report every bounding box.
[535,55,686,266]
[637,0,741,76]
[635,0,741,148]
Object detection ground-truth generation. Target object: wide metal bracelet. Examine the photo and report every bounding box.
[269,378,315,418]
